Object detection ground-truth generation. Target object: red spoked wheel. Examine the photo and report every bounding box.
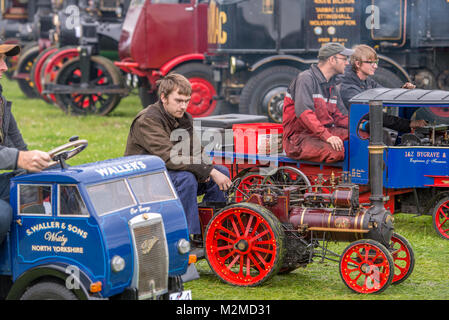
[234,172,271,203]
[40,47,79,103]
[205,202,285,286]
[339,239,394,294]
[389,233,414,284]
[30,46,58,102]
[187,77,217,117]
[432,197,449,240]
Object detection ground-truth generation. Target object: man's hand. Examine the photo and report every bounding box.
[17,150,52,172]
[402,82,416,89]
[209,168,232,191]
[410,119,428,129]
[326,136,344,152]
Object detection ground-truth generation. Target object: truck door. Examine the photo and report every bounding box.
[145,0,202,69]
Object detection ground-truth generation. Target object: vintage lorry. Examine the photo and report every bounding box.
[0,139,193,299]
[206,0,449,123]
[115,0,221,118]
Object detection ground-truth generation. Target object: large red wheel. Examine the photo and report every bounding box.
[30,46,58,102]
[205,202,285,286]
[432,197,449,240]
[40,47,79,103]
[389,233,414,285]
[339,239,394,294]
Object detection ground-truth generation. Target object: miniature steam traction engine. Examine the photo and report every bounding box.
[199,102,414,294]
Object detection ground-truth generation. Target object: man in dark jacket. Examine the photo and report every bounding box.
[283,42,353,163]
[0,44,52,244]
[340,44,426,132]
[125,73,231,239]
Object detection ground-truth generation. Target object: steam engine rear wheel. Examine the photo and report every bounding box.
[30,46,58,102]
[53,56,124,115]
[205,202,285,286]
[234,171,271,203]
[15,44,40,98]
[339,239,394,294]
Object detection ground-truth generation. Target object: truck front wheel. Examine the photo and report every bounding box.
[20,281,77,300]
[239,66,300,123]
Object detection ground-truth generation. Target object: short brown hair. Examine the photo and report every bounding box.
[350,44,378,72]
[157,72,191,99]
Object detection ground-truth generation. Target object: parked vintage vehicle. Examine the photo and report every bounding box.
[0,138,194,299]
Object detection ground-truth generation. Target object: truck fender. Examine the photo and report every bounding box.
[249,55,317,73]
[159,53,205,76]
[6,263,98,300]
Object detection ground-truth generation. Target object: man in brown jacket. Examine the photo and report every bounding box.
[125,73,231,239]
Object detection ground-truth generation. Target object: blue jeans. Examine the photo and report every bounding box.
[168,165,229,235]
[0,172,14,244]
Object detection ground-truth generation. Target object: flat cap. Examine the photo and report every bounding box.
[318,42,354,59]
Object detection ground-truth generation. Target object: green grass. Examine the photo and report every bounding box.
[4,78,449,300]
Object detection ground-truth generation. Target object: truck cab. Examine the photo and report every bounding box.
[0,153,192,300]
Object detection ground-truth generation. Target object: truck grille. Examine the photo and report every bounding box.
[129,214,169,299]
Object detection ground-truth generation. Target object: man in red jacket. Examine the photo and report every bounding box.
[283,42,353,163]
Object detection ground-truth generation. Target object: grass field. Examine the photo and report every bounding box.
[4,78,449,300]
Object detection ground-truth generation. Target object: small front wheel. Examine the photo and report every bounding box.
[432,196,449,240]
[20,281,78,300]
[339,239,394,294]
[389,233,415,284]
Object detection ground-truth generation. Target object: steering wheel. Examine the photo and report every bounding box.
[47,138,88,167]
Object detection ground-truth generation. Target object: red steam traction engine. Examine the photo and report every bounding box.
[198,102,414,294]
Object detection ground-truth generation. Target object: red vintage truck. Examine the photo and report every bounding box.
[116,0,221,117]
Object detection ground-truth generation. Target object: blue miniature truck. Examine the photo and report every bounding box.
[0,139,193,300]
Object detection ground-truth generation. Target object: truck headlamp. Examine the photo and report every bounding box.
[111,255,126,272]
[177,238,190,254]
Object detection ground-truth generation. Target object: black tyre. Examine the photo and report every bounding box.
[53,55,124,115]
[372,67,404,88]
[20,281,78,300]
[138,78,158,108]
[15,45,40,98]
[239,66,300,123]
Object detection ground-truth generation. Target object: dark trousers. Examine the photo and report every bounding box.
[168,165,229,235]
[0,172,14,244]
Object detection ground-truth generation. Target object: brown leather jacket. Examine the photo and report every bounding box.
[124,101,213,182]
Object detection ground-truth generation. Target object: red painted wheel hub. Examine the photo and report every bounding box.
[434,200,449,239]
[187,77,217,117]
[205,206,278,286]
[429,106,449,118]
[340,242,392,293]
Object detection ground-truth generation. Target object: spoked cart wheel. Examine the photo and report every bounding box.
[389,233,415,284]
[40,47,79,103]
[14,44,40,98]
[432,196,449,240]
[53,55,124,115]
[339,239,394,294]
[205,202,285,286]
[30,46,58,102]
[234,172,271,203]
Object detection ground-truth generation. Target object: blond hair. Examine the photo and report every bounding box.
[350,45,378,72]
